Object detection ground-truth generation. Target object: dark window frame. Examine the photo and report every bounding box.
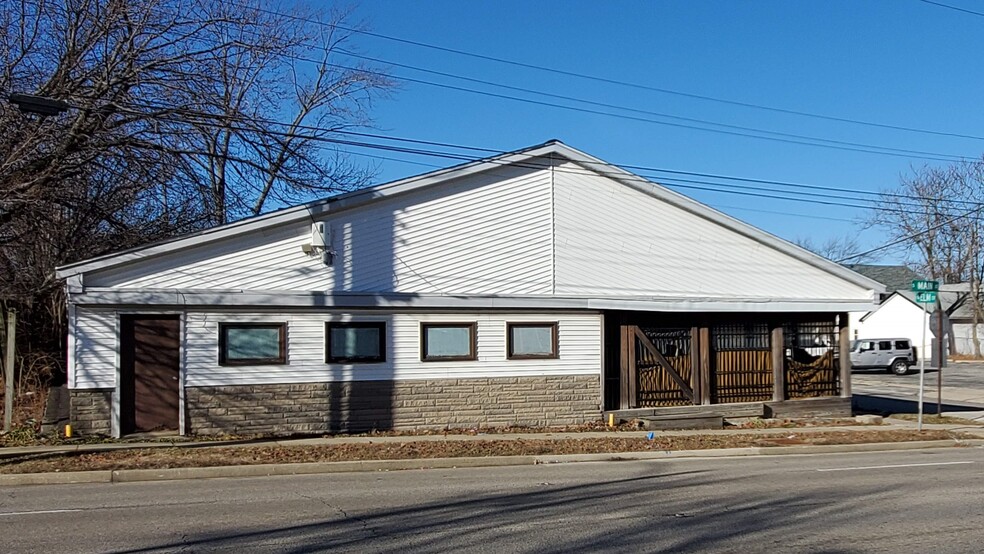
[420,322,477,362]
[218,322,287,366]
[894,340,910,350]
[878,341,893,351]
[325,321,387,363]
[506,322,559,360]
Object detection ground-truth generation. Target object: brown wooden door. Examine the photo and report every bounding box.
[121,315,180,434]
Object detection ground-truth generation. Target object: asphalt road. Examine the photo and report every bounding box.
[2,448,983,553]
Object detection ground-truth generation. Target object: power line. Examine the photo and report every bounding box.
[106,105,944,214]
[917,0,984,18]
[231,53,971,163]
[334,47,971,163]
[116,8,971,164]
[231,0,984,143]
[70,3,981,163]
[215,25,973,163]
[837,206,984,262]
[110,98,984,211]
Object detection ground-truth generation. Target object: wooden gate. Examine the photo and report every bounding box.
[784,321,839,398]
[711,324,773,403]
[633,327,696,407]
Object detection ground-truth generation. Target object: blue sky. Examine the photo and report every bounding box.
[309,0,984,263]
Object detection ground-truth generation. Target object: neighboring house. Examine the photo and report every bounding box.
[55,141,883,437]
[847,264,964,361]
[941,283,983,355]
[849,292,935,361]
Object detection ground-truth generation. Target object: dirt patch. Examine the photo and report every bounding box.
[0,429,967,474]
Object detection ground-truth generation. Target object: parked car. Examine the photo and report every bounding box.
[849,338,917,375]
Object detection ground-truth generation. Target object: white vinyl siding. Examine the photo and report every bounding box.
[552,160,874,301]
[73,308,118,389]
[183,311,601,387]
[87,161,554,296]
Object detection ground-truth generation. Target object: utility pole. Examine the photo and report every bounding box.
[937,299,944,416]
[3,309,15,432]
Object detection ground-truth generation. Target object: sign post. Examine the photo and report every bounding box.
[912,280,939,431]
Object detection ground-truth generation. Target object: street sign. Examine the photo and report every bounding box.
[911,280,939,292]
[915,291,937,303]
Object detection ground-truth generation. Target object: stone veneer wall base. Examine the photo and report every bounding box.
[186,375,601,436]
[69,389,113,436]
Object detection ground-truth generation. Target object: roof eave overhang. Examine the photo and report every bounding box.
[67,289,878,313]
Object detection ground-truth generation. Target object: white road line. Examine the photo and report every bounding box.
[817,461,975,472]
[0,509,85,517]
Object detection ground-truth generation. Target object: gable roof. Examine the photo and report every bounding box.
[56,140,885,293]
[847,265,921,292]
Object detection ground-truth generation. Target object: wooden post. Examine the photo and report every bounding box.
[626,326,637,408]
[3,309,15,433]
[690,327,701,405]
[699,326,712,405]
[771,324,786,402]
[619,326,630,410]
[839,314,851,399]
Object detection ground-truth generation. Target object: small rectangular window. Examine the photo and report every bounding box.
[507,322,558,359]
[894,340,910,350]
[421,323,476,361]
[326,322,385,363]
[219,323,286,365]
[878,341,893,351]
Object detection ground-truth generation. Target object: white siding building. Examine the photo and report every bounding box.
[57,141,882,437]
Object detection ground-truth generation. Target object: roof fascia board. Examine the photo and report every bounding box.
[56,143,560,279]
[547,143,886,294]
[69,290,876,313]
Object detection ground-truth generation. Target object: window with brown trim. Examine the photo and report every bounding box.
[326,322,386,363]
[507,322,558,359]
[218,323,286,365]
[421,323,477,361]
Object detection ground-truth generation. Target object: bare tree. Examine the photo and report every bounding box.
[793,235,872,264]
[0,0,393,388]
[869,161,984,357]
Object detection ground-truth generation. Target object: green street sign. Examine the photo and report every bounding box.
[912,280,939,292]
[915,291,937,303]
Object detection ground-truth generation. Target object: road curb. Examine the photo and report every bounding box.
[1,439,980,486]
[0,470,112,486]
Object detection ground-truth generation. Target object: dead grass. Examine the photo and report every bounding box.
[887,413,983,426]
[0,387,47,429]
[0,417,878,448]
[726,417,866,429]
[0,429,967,475]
